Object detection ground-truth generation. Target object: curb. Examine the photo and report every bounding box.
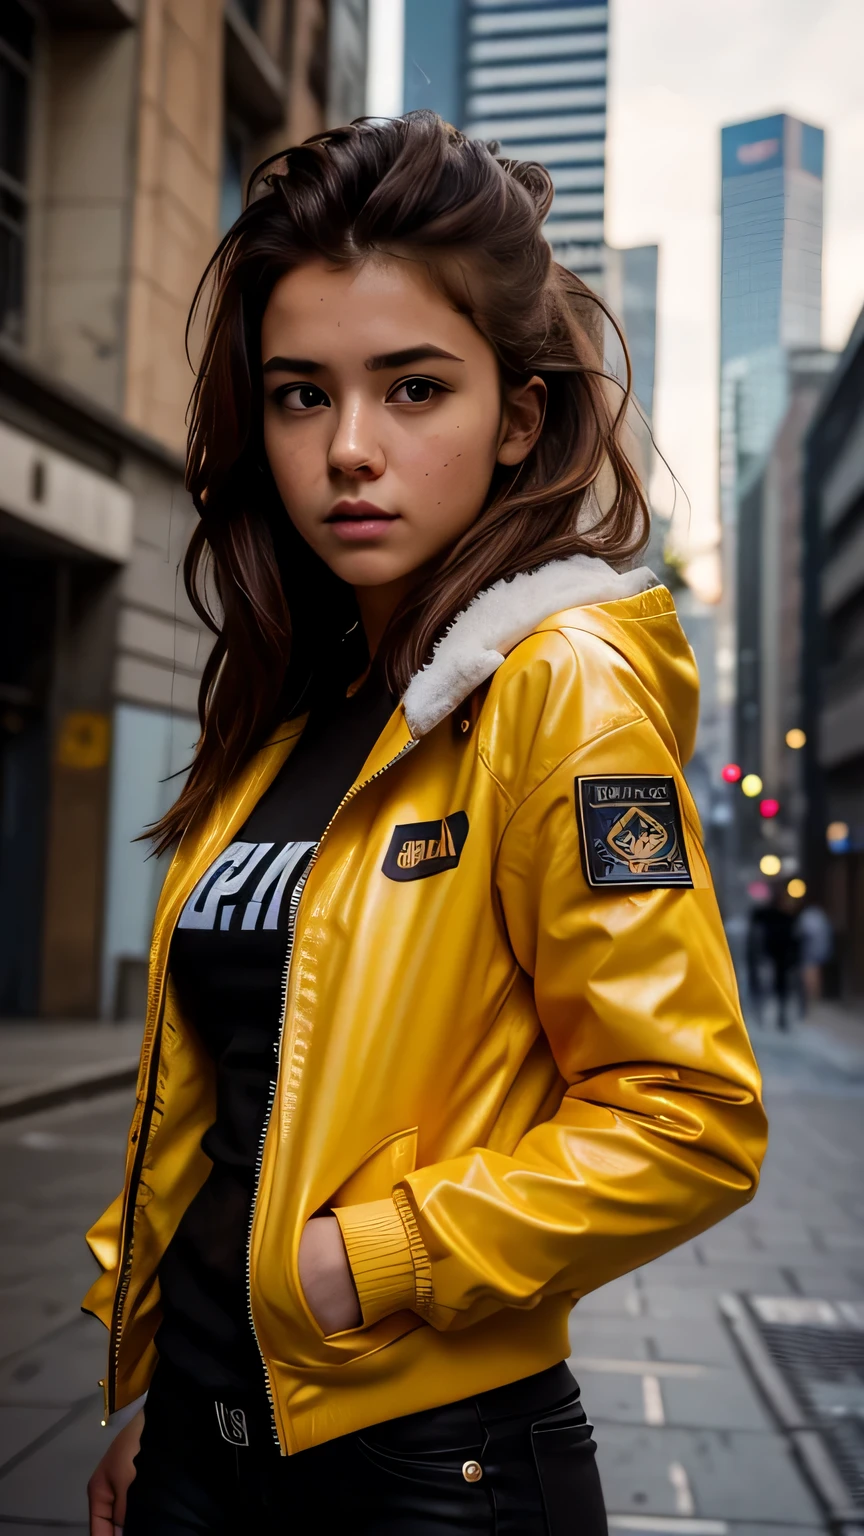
[0,1062,138,1123]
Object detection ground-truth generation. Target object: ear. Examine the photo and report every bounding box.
[497,375,547,466]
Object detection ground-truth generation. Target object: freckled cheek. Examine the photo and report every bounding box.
[397,427,494,503]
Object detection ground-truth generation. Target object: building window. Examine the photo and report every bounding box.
[0,0,33,343]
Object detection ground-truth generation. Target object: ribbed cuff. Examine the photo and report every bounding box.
[334,1192,433,1326]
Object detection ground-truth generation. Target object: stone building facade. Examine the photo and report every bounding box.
[0,0,366,1018]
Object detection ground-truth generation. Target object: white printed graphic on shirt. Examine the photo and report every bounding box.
[177,840,315,933]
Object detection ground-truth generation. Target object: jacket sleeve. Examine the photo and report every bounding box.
[335,711,767,1332]
[81,1191,124,1326]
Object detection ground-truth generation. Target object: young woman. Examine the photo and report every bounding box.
[86,113,766,1535]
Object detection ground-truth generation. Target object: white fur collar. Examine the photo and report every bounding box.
[402,554,657,738]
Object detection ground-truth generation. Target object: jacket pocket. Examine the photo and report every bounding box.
[330,1126,418,1206]
[530,1401,607,1536]
[288,1127,423,1361]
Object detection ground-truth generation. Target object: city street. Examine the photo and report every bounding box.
[1,1,863,1532]
[0,1022,861,1533]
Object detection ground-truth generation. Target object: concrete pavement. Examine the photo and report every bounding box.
[571,1022,864,1535]
[0,1010,862,1532]
[0,1022,142,1121]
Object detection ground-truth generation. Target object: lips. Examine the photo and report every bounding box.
[326,500,398,524]
[325,500,400,541]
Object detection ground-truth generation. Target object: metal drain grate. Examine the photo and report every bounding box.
[721,1294,864,1526]
[756,1317,864,1505]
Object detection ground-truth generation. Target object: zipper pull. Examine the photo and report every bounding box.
[98,1377,109,1426]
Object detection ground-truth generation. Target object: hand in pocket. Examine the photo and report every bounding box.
[298,1216,362,1334]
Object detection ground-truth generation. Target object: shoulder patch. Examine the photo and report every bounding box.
[382,811,469,882]
[575,775,693,889]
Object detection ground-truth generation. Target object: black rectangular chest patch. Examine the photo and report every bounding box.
[382,811,469,882]
[576,775,693,889]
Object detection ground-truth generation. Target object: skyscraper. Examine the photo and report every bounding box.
[604,243,659,419]
[400,2,656,533]
[404,0,608,282]
[717,113,824,904]
[463,1,608,280]
[720,114,824,489]
[717,114,824,736]
[801,309,864,992]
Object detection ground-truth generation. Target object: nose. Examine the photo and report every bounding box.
[327,395,385,480]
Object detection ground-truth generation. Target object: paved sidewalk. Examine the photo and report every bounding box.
[570,1017,864,1535]
[0,1008,861,1532]
[0,1022,142,1120]
[794,1000,864,1076]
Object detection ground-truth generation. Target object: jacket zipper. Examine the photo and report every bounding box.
[106,734,417,1437]
[106,996,167,1416]
[246,736,419,1450]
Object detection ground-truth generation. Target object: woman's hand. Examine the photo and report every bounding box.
[87,1407,143,1535]
[298,1215,362,1334]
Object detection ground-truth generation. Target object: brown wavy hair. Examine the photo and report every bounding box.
[152,110,647,852]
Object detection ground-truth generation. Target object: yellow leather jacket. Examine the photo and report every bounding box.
[83,557,766,1453]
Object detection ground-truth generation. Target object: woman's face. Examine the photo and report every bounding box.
[261,256,544,594]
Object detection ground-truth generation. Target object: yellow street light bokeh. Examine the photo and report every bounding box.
[787,878,807,899]
[741,773,763,798]
[759,854,782,877]
[785,728,806,750]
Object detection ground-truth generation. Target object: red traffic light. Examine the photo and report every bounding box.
[722,763,742,783]
[759,798,780,819]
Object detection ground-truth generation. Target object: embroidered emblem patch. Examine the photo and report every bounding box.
[382,811,469,882]
[575,775,693,889]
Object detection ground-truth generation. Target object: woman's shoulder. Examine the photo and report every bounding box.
[478,588,697,799]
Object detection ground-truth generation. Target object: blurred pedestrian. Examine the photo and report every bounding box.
[747,888,800,1031]
[84,113,766,1536]
[796,901,834,1008]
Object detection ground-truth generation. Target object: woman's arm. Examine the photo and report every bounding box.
[334,713,767,1331]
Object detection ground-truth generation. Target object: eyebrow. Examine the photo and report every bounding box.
[263,356,321,374]
[262,344,464,376]
[364,345,464,371]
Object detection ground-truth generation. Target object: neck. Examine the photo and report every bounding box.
[354,573,422,657]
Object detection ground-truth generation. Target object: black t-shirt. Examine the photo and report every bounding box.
[156,668,395,1393]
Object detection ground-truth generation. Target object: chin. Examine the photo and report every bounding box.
[325,549,421,587]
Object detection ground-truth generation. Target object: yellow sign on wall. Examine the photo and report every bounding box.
[56,712,111,770]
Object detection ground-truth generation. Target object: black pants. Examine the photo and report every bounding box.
[124,1359,607,1534]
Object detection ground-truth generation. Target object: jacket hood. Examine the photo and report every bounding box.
[402,555,699,763]
[399,552,688,731]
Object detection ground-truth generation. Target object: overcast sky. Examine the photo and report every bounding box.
[605,0,864,596]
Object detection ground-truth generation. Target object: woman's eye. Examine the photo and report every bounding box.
[279,384,330,411]
[389,377,440,405]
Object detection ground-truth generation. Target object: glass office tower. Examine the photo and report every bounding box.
[716,113,824,651]
[403,0,609,282]
[717,113,824,893]
[719,114,824,663]
[720,113,824,487]
[463,1,608,280]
